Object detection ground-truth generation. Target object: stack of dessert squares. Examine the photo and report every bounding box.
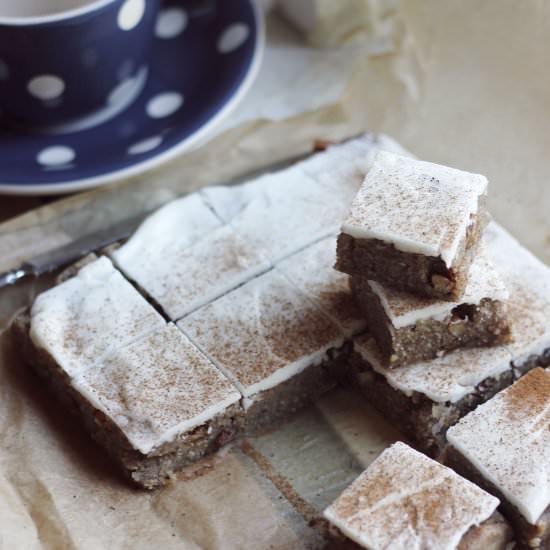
[324,151,550,549]
[10,137,549,549]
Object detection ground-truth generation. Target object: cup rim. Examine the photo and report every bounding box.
[0,0,119,26]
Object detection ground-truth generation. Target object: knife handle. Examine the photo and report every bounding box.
[0,266,33,289]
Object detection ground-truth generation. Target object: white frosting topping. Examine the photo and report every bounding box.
[299,135,379,206]
[30,257,165,377]
[122,221,270,321]
[369,247,509,329]
[112,194,234,320]
[179,270,344,397]
[200,181,259,224]
[355,334,512,403]
[113,193,221,270]
[201,134,394,228]
[300,133,414,185]
[161,224,271,320]
[201,164,351,263]
[73,324,241,455]
[484,222,550,368]
[277,237,366,337]
[324,441,499,550]
[342,152,488,266]
[447,368,550,524]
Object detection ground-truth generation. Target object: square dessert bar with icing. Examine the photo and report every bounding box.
[336,152,489,300]
[323,441,512,550]
[72,324,243,489]
[352,246,511,368]
[348,222,550,455]
[26,256,166,377]
[179,269,346,433]
[446,368,550,550]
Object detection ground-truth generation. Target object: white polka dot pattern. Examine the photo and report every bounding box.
[128,136,163,155]
[146,92,183,118]
[218,23,250,53]
[0,0,260,192]
[155,7,188,39]
[28,75,65,100]
[118,0,146,31]
[37,146,75,167]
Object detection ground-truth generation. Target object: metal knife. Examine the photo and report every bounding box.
[0,214,146,289]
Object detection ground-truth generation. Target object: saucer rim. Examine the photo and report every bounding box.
[0,0,264,196]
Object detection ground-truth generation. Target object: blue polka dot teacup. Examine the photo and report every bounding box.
[0,0,161,128]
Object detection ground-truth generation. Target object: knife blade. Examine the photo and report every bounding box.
[0,214,146,289]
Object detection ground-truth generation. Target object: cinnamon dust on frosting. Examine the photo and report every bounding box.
[30,256,165,378]
[342,152,488,266]
[73,324,241,455]
[179,269,344,397]
[277,237,366,337]
[324,442,499,550]
[447,368,550,525]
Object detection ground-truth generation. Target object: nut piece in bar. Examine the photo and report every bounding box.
[27,256,165,377]
[350,335,513,456]
[446,368,550,550]
[112,194,271,320]
[179,269,345,433]
[352,247,511,368]
[277,237,366,338]
[336,152,489,300]
[323,441,512,550]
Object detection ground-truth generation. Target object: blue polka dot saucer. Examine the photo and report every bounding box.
[0,0,263,195]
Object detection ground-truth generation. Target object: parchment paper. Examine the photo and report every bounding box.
[1,2,550,548]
